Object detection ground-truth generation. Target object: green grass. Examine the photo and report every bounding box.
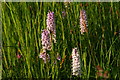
[2,2,120,79]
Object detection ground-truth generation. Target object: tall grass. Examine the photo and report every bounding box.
[2,2,120,79]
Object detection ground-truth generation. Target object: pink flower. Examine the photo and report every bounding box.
[17,54,21,59]
[80,10,88,34]
[46,11,56,43]
[57,53,61,61]
[39,51,50,63]
[41,29,51,50]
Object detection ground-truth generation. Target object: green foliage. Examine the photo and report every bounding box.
[2,2,120,79]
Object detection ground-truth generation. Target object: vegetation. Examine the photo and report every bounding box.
[2,2,120,79]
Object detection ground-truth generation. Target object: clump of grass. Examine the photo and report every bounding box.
[2,2,120,79]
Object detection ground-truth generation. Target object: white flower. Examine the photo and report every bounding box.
[72,48,81,76]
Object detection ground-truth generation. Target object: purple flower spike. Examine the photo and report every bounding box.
[46,11,56,43]
[41,29,51,50]
[39,51,50,63]
[80,10,88,34]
